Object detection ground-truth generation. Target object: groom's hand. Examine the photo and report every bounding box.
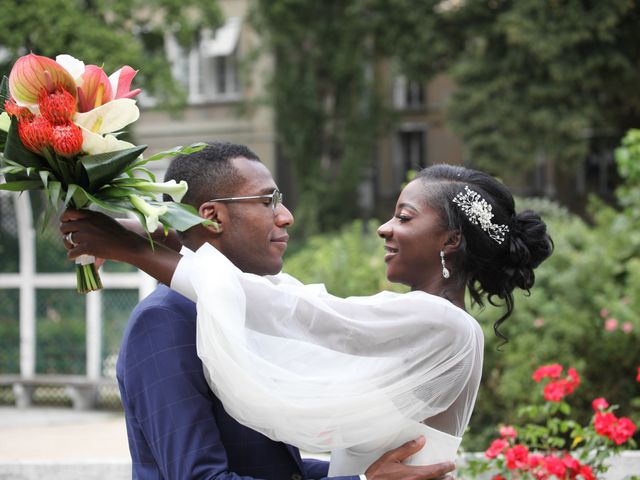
[363,436,455,480]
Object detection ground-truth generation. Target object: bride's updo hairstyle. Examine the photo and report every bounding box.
[416,164,553,341]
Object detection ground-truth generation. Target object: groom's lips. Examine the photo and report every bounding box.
[271,234,289,247]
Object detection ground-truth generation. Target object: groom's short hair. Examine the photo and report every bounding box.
[163,141,261,208]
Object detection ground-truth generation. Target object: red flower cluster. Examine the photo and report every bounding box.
[637,366,640,383]
[486,441,596,480]
[5,89,83,157]
[591,395,637,445]
[533,364,581,402]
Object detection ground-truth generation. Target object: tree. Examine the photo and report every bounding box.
[381,0,640,195]
[251,0,392,235]
[0,0,223,109]
[253,1,640,228]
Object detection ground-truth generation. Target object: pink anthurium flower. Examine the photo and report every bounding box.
[77,65,113,113]
[109,66,142,100]
[9,53,77,106]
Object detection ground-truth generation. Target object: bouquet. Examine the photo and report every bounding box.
[0,53,212,293]
[461,364,638,479]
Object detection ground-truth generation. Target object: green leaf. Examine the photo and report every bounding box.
[77,144,148,191]
[39,170,51,189]
[0,76,8,108]
[158,201,216,232]
[76,186,134,215]
[0,180,43,191]
[131,142,206,168]
[63,184,79,208]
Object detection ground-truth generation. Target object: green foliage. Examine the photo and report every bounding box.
[253,1,640,217]
[466,190,640,449]
[282,176,640,450]
[378,1,640,175]
[251,1,392,236]
[0,0,223,109]
[284,220,406,297]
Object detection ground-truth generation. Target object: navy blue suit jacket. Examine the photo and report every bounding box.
[117,284,359,480]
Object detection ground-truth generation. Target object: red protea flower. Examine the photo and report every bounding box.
[4,99,34,122]
[50,122,83,157]
[17,116,52,153]
[39,89,77,124]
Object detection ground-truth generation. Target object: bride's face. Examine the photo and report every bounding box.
[377,180,450,291]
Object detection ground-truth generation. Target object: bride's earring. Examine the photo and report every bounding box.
[440,250,450,279]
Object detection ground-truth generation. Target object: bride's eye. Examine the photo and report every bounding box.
[396,214,411,223]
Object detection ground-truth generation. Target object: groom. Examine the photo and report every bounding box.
[69,142,455,479]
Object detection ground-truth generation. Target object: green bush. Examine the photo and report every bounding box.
[283,189,640,451]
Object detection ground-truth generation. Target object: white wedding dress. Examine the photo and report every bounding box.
[171,244,484,475]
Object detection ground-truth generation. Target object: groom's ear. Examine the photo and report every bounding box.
[199,201,226,234]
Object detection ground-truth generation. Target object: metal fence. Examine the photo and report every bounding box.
[0,190,156,408]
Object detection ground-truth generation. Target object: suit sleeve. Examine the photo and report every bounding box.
[302,459,360,480]
[121,304,267,480]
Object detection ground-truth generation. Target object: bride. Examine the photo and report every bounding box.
[60,164,552,475]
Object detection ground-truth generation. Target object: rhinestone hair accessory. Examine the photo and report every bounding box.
[453,185,509,244]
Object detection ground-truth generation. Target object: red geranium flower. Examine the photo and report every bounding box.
[610,417,637,445]
[485,438,509,459]
[636,366,640,383]
[499,425,517,439]
[594,411,617,437]
[578,464,596,480]
[532,364,563,382]
[505,444,529,470]
[543,455,566,478]
[591,397,609,412]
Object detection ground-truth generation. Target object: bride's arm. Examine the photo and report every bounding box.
[59,209,181,286]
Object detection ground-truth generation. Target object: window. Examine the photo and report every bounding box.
[399,129,426,172]
[393,76,425,110]
[164,16,242,104]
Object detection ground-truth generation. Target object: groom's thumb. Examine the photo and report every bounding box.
[387,436,426,462]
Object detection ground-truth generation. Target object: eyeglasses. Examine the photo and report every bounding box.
[208,189,284,213]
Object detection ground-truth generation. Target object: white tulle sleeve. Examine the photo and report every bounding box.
[171,243,484,453]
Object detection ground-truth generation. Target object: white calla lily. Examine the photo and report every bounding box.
[134,180,189,203]
[74,98,139,134]
[79,125,136,155]
[0,112,10,132]
[55,54,86,82]
[129,195,168,232]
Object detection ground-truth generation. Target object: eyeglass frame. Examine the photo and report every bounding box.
[207,188,284,212]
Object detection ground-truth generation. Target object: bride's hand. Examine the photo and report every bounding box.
[364,436,455,480]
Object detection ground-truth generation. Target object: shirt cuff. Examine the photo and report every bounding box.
[170,252,197,301]
[359,475,367,480]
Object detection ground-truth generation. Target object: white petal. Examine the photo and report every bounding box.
[79,125,136,155]
[56,54,85,81]
[74,99,139,134]
[108,68,122,94]
[0,112,10,132]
